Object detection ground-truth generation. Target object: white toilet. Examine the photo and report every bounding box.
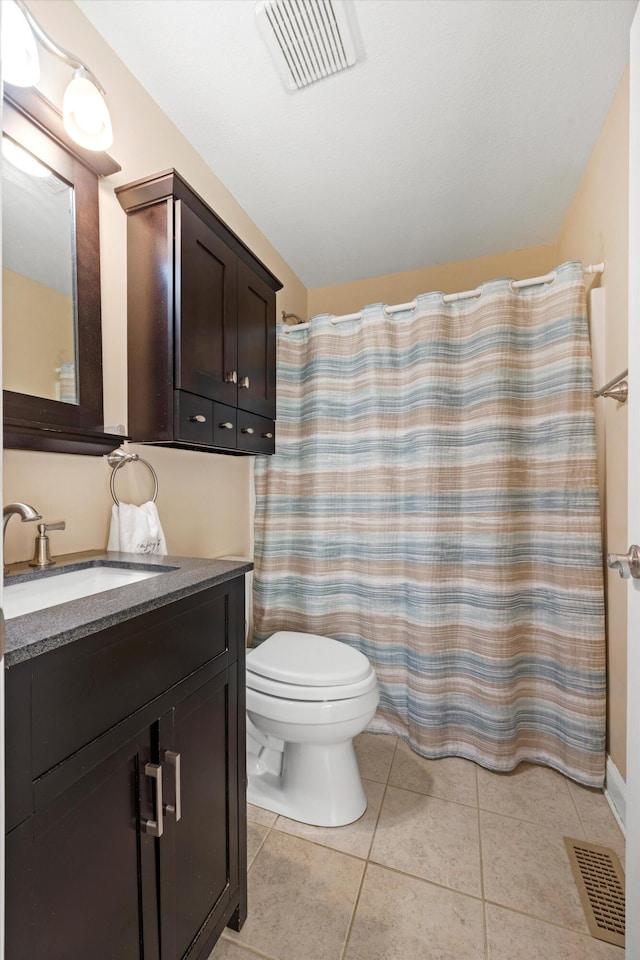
[246,631,379,827]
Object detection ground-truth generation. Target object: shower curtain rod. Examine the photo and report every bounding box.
[282,262,606,333]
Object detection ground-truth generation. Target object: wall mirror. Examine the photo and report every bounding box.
[2,88,121,454]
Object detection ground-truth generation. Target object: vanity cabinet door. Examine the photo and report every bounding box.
[5,730,158,960]
[237,260,276,420]
[175,201,238,406]
[157,667,239,960]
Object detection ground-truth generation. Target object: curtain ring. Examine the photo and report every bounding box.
[108,452,159,506]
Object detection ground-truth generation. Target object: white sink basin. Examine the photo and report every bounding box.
[3,566,165,620]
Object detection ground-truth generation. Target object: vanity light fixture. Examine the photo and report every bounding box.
[0,0,113,151]
[62,66,113,151]
[1,0,39,86]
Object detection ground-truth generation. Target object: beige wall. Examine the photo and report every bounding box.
[558,69,630,778]
[4,0,307,566]
[3,268,74,399]
[308,242,559,318]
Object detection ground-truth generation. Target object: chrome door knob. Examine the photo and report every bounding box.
[608,545,640,579]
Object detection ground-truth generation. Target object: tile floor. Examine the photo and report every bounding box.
[211,733,625,960]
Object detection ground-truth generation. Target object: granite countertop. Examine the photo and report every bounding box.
[3,551,252,666]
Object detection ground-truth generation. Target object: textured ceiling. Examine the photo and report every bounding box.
[76,0,638,288]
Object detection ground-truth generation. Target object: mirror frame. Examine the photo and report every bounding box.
[2,88,123,455]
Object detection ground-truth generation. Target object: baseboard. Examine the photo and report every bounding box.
[605,754,626,835]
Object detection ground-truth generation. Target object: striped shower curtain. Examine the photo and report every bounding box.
[253,260,606,787]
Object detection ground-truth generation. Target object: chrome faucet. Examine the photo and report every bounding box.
[3,502,42,572]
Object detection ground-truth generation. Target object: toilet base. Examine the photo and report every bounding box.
[247,739,367,827]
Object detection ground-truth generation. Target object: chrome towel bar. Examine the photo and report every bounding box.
[593,369,628,402]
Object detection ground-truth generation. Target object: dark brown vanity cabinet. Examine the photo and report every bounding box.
[116,171,282,455]
[5,576,247,960]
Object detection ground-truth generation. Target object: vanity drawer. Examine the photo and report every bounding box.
[30,579,242,778]
[175,390,214,444]
[213,402,237,448]
[236,410,275,454]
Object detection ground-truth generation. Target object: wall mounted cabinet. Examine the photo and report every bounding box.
[116,171,282,455]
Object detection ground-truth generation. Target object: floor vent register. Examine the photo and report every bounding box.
[564,837,625,948]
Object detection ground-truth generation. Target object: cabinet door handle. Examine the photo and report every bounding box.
[224,371,238,384]
[241,427,255,435]
[262,432,273,439]
[239,376,250,389]
[219,421,234,430]
[188,414,207,423]
[142,762,163,838]
[164,750,182,822]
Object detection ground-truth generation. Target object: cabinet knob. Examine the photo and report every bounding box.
[219,421,234,430]
[262,432,273,439]
[224,371,238,384]
[188,414,207,423]
[239,376,250,389]
[242,427,255,435]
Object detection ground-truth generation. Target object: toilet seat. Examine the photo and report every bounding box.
[246,666,378,702]
[246,631,376,702]
[247,683,380,725]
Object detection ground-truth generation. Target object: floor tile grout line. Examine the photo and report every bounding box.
[339,735,400,960]
[564,778,591,841]
[337,856,368,960]
[217,930,282,960]
[246,818,274,869]
[363,857,486,903]
[475,763,490,960]
[475,801,590,832]
[382,778,483,811]
[481,896,623,942]
[364,735,399,859]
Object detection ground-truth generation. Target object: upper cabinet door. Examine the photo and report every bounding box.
[237,260,276,419]
[175,201,238,404]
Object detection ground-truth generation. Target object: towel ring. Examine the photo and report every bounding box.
[107,449,159,506]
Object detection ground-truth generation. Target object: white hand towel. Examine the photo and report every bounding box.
[107,501,168,555]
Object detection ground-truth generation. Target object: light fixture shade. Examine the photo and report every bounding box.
[1,0,40,86]
[63,68,113,151]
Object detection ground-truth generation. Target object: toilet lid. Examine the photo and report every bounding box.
[246,631,372,687]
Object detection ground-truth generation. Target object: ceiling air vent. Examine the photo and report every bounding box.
[256,0,358,91]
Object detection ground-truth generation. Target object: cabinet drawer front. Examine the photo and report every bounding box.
[236,410,275,454]
[175,391,214,444]
[31,581,241,778]
[213,402,237,448]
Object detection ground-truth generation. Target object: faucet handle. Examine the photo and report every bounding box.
[29,521,66,568]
